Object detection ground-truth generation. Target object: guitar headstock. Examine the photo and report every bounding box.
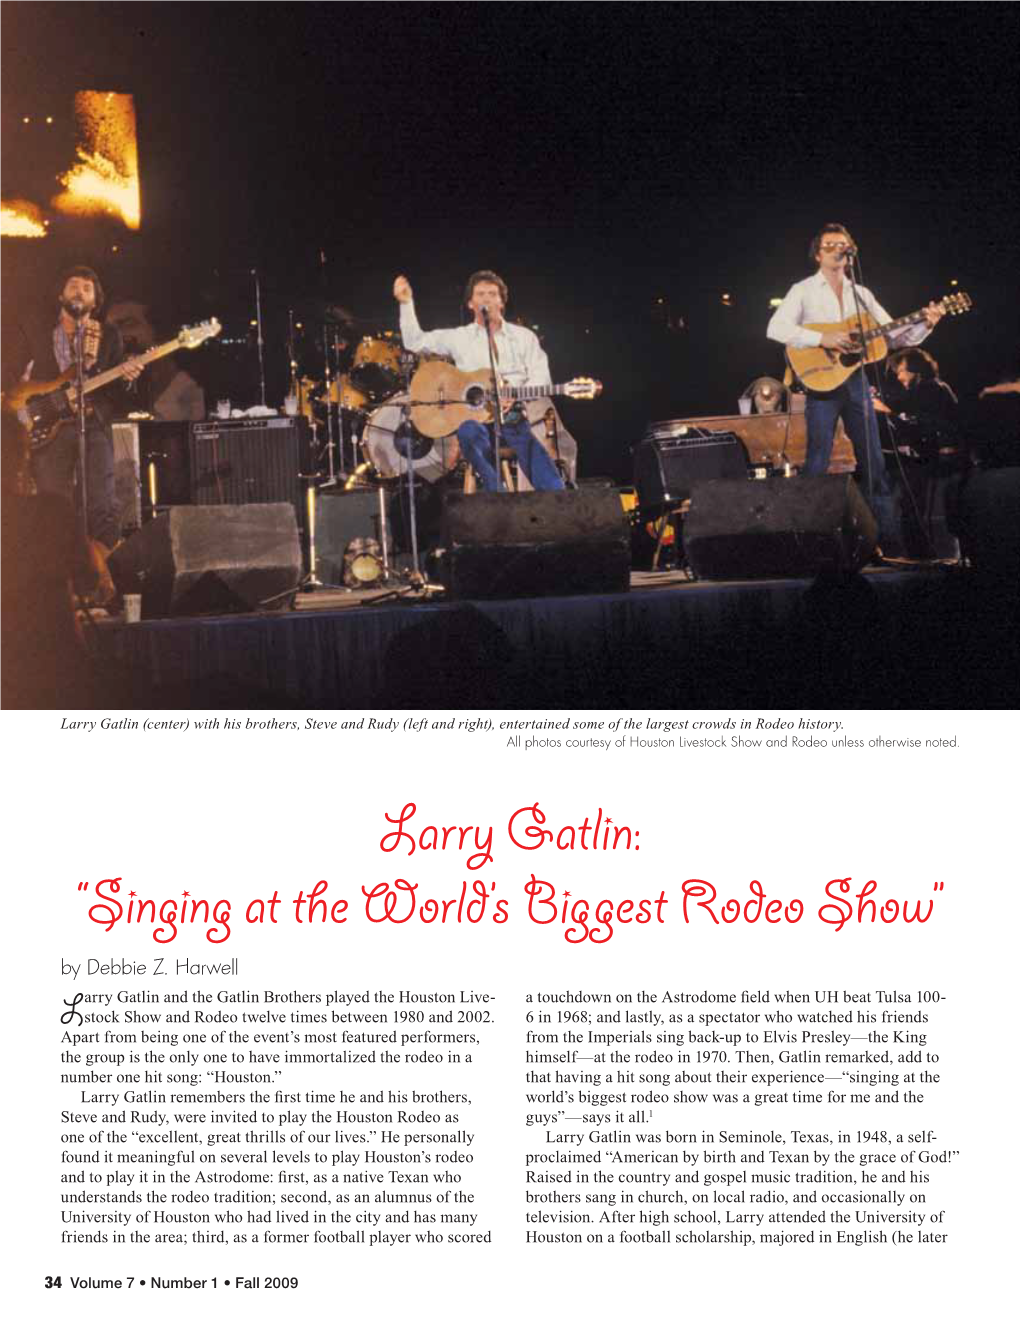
[177,318,223,350]
[941,292,972,316]
[564,377,603,401]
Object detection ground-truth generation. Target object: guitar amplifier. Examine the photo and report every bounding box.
[633,427,749,511]
[190,418,311,529]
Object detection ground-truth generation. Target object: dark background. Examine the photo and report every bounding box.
[3,2,1017,480]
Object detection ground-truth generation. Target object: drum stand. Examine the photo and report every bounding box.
[319,326,346,485]
[368,404,444,604]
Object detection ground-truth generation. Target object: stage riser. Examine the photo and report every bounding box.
[93,568,1016,710]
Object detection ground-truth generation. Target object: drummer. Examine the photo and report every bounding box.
[393,271,564,491]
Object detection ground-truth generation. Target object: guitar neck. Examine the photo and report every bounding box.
[79,339,181,396]
[862,306,929,345]
[506,383,570,402]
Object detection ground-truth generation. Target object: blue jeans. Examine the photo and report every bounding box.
[805,370,896,544]
[456,414,564,492]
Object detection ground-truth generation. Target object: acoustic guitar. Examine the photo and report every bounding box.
[408,359,601,441]
[785,292,971,394]
[3,318,222,450]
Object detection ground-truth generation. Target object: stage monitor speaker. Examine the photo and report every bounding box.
[684,475,878,580]
[948,466,1020,580]
[634,431,749,510]
[440,489,631,599]
[107,503,302,617]
[190,418,310,525]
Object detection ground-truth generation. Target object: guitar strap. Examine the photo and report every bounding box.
[81,319,102,371]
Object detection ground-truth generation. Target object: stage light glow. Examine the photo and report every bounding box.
[769,297,783,307]
[1,200,48,238]
[52,91,141,229]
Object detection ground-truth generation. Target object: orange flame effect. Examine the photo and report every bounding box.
[0,199,48,238]
[53,91,141,229]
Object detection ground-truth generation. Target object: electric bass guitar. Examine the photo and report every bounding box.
[785,292,971,394]
[2,318,222,450]
[408,359,602,441]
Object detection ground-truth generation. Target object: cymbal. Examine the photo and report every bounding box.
[293,296,359,327]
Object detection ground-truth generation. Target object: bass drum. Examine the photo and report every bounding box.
[361,396,460,484]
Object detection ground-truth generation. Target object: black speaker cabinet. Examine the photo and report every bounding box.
[634,430,749,510]
[108,504,302,617]
[440,489,631,599]
[190,418,310,523]
[948,466,1020,580]
[684,475,878,580]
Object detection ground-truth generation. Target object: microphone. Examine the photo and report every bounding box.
[481,306,490,325]
[840,247,857,259]
[63,297,89,319]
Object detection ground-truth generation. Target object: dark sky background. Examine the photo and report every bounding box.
[3,2,1017,479]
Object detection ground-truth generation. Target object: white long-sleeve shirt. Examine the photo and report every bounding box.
[767,270,931,351]
[399,301,552,388]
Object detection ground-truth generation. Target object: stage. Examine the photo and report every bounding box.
[88,562,1017,711]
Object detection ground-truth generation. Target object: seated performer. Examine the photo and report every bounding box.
[767,224,944,545]
[875,348,958,460]
[874,349,962,558]
[393,270,564,491]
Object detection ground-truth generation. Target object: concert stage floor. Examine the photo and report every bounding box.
[90,564,1017,711]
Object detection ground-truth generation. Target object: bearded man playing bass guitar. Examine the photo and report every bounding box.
[393,270,565,492]
[767,224,944,547]
[4,266,144,549]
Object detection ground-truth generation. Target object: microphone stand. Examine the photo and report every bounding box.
[331,329,349,478]
[481,307,503,493]
[252,267,267,408]
[71,312,90,543]
[843,254,879,506]
[320,325,340,488]
[845,252,899,558]
[845,254,930,560]
[286,308,299,397]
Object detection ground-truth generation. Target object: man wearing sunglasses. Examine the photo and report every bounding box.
[767,224,944,548]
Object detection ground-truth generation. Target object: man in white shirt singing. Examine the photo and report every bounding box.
[767,223,944,544]
[393,270,564,492]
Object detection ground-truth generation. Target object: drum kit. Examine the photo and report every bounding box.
[289,305,578,594]
[292,312,458,491]
[292,308,577,493]
[287,314,460,593]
